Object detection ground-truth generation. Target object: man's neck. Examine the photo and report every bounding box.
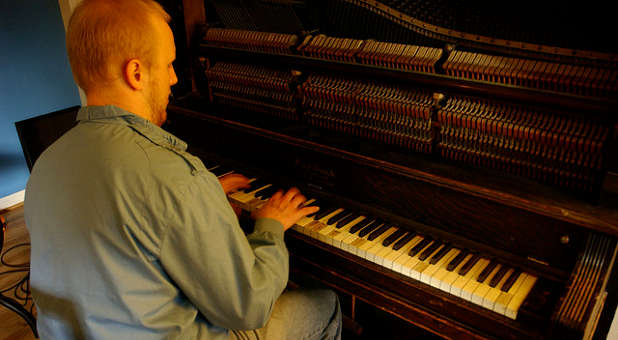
[86,90,153,124]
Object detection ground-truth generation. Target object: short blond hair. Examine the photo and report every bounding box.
[66,0,171,91]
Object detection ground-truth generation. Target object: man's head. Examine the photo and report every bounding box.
[67,0,177,126]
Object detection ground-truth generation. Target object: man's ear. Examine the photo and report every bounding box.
[124,58,146,90]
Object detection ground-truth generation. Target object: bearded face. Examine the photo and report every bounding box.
[144,17,177,127]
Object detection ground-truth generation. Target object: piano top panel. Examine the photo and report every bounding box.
[330,0,617,56]
[195,0,617,60]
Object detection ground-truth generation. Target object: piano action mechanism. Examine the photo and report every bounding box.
[161,0,618,338]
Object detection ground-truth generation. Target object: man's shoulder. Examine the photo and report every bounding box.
[53,120,150,163]
[42,121,195,177]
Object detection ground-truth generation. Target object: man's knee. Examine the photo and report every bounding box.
[278,288,339,315]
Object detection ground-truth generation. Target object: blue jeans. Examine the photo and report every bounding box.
[230,288,342,340]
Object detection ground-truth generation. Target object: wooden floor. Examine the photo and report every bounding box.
[1,203,37,340]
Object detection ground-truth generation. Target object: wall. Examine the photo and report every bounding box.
[0,0,80,201]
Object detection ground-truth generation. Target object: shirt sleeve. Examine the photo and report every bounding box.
[158,171,289,330]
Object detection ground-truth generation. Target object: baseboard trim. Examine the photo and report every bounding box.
[0,190,25,211]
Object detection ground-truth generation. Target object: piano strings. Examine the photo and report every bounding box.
[200,29,612,192]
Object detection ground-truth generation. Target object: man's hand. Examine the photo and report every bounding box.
[218,173,250,195]
[253,187,319,230]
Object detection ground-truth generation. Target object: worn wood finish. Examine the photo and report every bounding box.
[180,0,206,92]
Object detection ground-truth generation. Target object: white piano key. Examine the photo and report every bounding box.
[306,220,325,239]
[454,258,490,299]
[331,216,366,249]
[354,224,390,260]
[398,239,437,278]
[482,268,514,310]
[372,231,410,266]
[386,235,422,272]
[248,198,267,212]
[409,243,443,281]
[440,253,473,293]
[339,217,370,253]
[229,182,271,206]
[310,208,345,240]
[505,274,537,320]
[313,210,350,245]
[427,248,461,288]
[363,227,400,263]
[323,222,351,247]
[296,220,316,236]
[494,272,527,316]
[470,264,502,306]
[420,247,457,285]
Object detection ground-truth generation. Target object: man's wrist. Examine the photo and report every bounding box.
[254,217,285,238]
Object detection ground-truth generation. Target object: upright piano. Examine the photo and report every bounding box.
[159,0,618,338]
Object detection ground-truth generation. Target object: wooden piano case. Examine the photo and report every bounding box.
[160,0,618,339]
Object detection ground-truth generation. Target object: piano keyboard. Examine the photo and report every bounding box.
[208,164,538,320]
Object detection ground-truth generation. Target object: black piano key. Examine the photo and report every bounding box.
[251,185,271,198]
[458,253,480,276]
[263,185,282,199]
[392,232,415,250]
[327,210,351,225]
[447,249,469,271]
[239,170,258,179]
[429,243,453,265]
[305,200,321,217]
[244,179,266,193]
[336,212,360,228]
[408,237,432,257]
[382,228,407,247]
[203,161,219,170]
[210,166,232,177]
[417,240,441,261]
[302,199,319,208]
[489,265,510,288]
[476,260,498,283]
[501,269,522,292]
[348,217,374,234]
[300,200,320,208]
[255,185,278,199]
[313,205,339,220]
[367,224,391,241]
[358,219,383,238]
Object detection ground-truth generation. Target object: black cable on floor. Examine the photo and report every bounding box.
[0,215,38,338]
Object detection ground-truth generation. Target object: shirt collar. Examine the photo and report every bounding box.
[76,105,187,152]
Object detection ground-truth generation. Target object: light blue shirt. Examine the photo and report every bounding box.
[25,105,288,339]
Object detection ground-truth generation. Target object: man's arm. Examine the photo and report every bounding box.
[158,171,315,330]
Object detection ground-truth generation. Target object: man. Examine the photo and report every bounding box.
[24,0,341,339]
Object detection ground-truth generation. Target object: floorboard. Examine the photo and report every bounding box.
[1,203,37,340]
